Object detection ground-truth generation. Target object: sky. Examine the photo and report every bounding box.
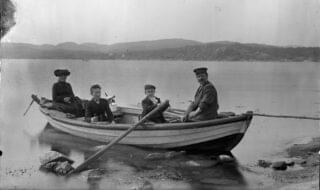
[2,0,320,46]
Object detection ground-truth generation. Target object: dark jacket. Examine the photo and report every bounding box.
[141,97,166,123]
[52,81,75,103]
[85,98,114,122]
[51,81,84,116]
[191,81,219,121]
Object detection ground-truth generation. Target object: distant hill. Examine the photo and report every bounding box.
[1,39,319,61]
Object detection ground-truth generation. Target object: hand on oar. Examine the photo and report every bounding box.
[105,92,115,103]
[67,100,170,176]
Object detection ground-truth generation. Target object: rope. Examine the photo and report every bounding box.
[253,113,320,120]
[167,108,320,121]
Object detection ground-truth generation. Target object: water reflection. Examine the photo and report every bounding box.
[38,123,247,190]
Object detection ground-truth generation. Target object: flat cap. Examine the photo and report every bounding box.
[193,67,208,75]
[54,69,70,77]
[144,84,156,90]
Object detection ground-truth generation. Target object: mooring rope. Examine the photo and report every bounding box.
[164,108,320,121]
[252,113,320,120]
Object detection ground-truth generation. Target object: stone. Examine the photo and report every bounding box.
[164,151,185,159]
[184,159,219,167]
[257,160,272,168]
[40,151,74,166]
[53,161,74,175]
[285,161,295,167]
[40,162,57,171]
[218,154,234,162]
[185,160,201,167]
[145,152,166,160]
[272,161,287,170]
[39,151,75,175]
[145,151,186,160]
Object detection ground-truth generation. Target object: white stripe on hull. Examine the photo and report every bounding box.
[46,115,249,148]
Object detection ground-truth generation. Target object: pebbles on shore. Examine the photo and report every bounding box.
[257,159,299,170]
[4,166,38,177]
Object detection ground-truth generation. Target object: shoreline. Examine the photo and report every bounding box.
[1,58,319,63]
[253,137,320,190]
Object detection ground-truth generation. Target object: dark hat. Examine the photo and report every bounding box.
[54,69,70,77]
[193,67,208,75]
[144,84,156,90]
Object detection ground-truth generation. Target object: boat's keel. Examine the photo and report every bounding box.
[168,133,245,154]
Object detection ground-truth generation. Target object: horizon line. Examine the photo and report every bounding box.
[1,38,320,48]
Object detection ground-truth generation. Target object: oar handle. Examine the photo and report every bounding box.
[69,100,170,175]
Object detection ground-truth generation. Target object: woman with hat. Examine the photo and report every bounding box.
[52,69,84,117]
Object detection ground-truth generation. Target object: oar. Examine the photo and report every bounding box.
[68,100,170,175]
[23,94,42,116]
[105,93,115,104]
[23,99,35,116]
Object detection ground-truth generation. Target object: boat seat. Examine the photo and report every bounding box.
[113,110,124,117]
[217,112,236,118]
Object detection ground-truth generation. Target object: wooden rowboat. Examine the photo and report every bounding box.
[37,101,253,152]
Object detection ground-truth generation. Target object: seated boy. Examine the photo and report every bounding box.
[141,84,166,123]
[85,84,114,123]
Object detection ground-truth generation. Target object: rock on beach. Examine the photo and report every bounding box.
[39,151,74,175]
[257,160,272,168]
[271,161,287,170]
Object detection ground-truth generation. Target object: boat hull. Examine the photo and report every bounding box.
[40,107,252,152]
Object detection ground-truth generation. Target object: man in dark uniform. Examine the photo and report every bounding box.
[141,84,166,123]
[52,69,84,117]
[85,84,114,123]
[183,67,219,121]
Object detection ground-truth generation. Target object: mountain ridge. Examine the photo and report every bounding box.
[1,39,319,61]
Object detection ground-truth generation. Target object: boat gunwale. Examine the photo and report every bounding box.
[40,107,253,131]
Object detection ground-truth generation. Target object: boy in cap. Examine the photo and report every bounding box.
[85,84,114,123]
[141,84,166,123]
[183,67,219,121]
[52,69,84,117]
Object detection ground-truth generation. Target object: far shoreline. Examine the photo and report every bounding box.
[1,58,319,63]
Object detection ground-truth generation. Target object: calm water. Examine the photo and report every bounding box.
[0,59,319,189]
